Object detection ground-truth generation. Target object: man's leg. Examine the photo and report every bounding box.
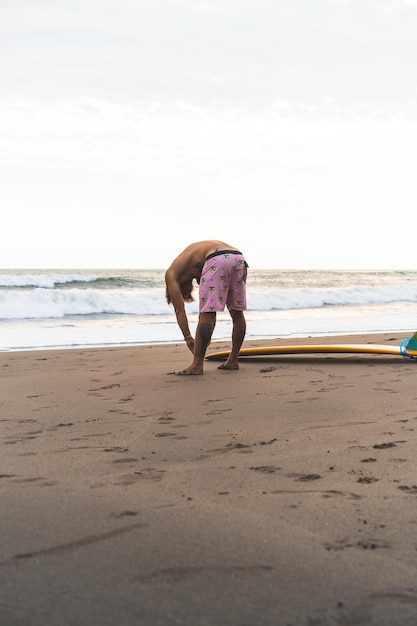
[177,312,216,375]
[218,309,246,370]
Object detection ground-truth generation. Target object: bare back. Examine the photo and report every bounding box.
[166,240,240,283]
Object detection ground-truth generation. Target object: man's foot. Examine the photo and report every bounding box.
[176,367,204,376]
[217,362,239,370]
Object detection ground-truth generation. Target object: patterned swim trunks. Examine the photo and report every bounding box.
[199,250,248,313]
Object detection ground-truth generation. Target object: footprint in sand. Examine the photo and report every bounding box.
[250,466,282,474]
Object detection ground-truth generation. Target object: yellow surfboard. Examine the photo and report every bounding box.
[206,336,417,361]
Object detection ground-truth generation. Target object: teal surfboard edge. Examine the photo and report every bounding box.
[404,331,417,352]
[400,333,417,360]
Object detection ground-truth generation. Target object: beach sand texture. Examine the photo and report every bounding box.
[1,332,417,626]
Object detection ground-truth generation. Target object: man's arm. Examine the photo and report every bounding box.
[165,269,194,349]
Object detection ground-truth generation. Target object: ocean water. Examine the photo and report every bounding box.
[0,269,416,351]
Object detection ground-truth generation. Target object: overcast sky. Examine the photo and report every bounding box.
[1,0,417,269]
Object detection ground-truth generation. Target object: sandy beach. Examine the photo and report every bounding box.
[1,332,417,625]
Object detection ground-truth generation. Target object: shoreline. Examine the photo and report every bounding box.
[1,328,415,354]
[1,332,417,624]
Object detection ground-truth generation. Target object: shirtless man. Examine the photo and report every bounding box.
[165,240,248,375]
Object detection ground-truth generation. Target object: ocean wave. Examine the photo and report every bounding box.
[0,273,98,289]
[0,272,165,290]
[0,288,184,320]
[0,283,416,321]
[255,283,417,310]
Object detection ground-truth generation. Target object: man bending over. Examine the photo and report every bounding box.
[165,240,248,375]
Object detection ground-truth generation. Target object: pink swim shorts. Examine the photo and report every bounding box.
[199,251,248,313]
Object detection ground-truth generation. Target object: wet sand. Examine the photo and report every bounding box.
[1,332,417,625]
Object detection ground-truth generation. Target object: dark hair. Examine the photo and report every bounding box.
[181,281,194,303]
[166,281,195,305]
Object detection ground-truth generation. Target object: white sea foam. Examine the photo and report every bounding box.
[0,288,177,320]
[0,283,416,321]
[255,284,417,310]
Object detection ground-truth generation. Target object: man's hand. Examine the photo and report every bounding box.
[185,336,195,353]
